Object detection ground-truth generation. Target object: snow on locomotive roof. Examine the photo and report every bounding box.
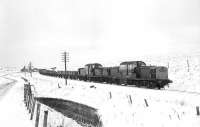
[120,61,146,65]
[85,63,102,66]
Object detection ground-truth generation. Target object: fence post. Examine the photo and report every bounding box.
[109,92,112,99]
[144,99,149,107]
[24,84,27,102]
[62,117,65,127]
[30,97,36,120]
[187,59,190,72]
[29,94,33,113]
[25,84,29,107]
[35,103,41,127]
[43,111,48,127]
[27,86,31,111]
[167,62,169,69]
[129,95,132,104]
[26,85,29,109]
[26,86,30,109]
[196,106,200,116]
[24,84,27,106]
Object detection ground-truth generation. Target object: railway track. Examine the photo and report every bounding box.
[164,89,200,96]
[120,82,200,95]
[37,72,200,97]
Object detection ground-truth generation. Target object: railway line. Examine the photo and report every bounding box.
[126,84,200,100]
[37,69,200,101]
[164,89,200,96]
[126,83,200,95]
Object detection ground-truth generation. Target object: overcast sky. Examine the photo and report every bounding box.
[0,0,200,69]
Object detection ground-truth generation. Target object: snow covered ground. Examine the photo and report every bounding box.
[22,52,200,127]
[0,69,34,127]
[1,53,199,127]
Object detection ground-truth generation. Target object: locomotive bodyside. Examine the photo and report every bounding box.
[137,66,169,80]
[78,68,87,81]
[110,66,120,78]
[118,61,171,88]
[102,67,110,76]
[84,63,103,82]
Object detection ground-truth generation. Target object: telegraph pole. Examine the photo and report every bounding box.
[61,52,69,85]
[28,62,32,77]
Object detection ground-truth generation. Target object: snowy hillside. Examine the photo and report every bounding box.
[142,53,200,93]
[168,54,200,93]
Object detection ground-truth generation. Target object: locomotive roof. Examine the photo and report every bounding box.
[78,68,85,69]
[102,66,119,69]
[85,63,102,66]
[120,61,146,65]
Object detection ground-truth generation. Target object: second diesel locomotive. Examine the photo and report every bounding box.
[39,61,172,89]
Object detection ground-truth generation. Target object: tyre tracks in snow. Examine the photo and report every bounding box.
[0,74,17,100]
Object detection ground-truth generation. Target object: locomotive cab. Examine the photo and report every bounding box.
[119,61,146,78]
[85,63,102,76]
[78,68,86,76]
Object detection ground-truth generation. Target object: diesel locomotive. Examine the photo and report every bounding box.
[39,61,172,89]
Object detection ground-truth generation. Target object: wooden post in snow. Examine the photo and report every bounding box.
[144,99,149,107]
[129,95,132,104]
[27,85,32,111]
[24,84,27,106]
[109,92,112,99]
[26,86,29,109]
[196,106,200,116]
[29,94,33,113]
[35,103,41,127]
[24,84,26,103]
[187,59,190,72]
[43,111,48,127]
[30,98,36,120]
[167,62,169,69]
[25,84,28,107]
[62,117,65,127]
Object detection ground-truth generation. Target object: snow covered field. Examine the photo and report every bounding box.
[22,53,200,127]
[23,73,200,127]
[143,53,200,93]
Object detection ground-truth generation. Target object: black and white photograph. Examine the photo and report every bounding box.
[0,0,200,127]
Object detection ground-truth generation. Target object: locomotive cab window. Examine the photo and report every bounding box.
[137,61,146,66]
[128,63,137,70]
[119,65,127,70]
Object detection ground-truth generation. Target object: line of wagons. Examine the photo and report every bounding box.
[39,61,172,89]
